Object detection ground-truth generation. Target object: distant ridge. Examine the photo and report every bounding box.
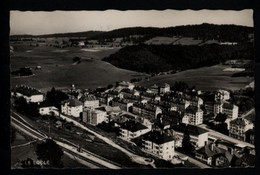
[10,23,253,42]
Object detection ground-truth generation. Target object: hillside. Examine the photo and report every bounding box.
[103,44,254,74]
[11,23,253,43]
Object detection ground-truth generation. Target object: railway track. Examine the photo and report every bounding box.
[11,113,122,169]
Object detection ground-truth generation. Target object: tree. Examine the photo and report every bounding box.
[215,113,228,123]
[182,130,195,155]
[36,139,64,168]
[46,87,69,109]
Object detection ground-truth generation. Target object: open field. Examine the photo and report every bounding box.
[137,64,254,91]
[11,44,143,92]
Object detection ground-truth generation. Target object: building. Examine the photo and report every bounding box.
[80,95,99,109]
[182,106,203,125]
[214,102,238,120]
[82,108,107,126]
[132,102,162,120]
[141,131,175,160]
[149,84,159,94]
[171,124,208,148]
[159,83,170,94]
[39,106,58,115]
[61,99,83,118]
[245,128,255,144]
[119,120,151,140]
[111,97,133,112]
[215,90,230,102]
[222,103,239,120]
[12,85,44,103]
[229,118,254,142]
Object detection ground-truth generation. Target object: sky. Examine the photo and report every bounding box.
[10,9,253,35]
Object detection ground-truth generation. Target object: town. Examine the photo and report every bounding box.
[11,80,255,168]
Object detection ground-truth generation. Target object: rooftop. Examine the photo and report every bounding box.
[13,85,43,96]
[120,120,147,132]
[172,124,208,136]
[223,103,235,110]
[62,99,83,107]
[80,94,97,102]
[142,130,175,145]
[230,118,246,126]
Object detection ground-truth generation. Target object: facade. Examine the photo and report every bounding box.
[39,106,58,115]
[12,85,44,103]
[141,131,175,160]
[182,106,203,125]
[132,102,162,120]
[222,103,239,120]
[82,108,107,126]
[61,99,83,118]
[229,118,254,141]
[171,124,208,148]
[119,120,151,140]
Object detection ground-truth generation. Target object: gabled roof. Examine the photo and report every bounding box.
[13,85,43,96]
[80,94,97,102]
[223,103,235,110]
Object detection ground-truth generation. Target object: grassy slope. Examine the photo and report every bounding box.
[137,64,254,91]
[11,45,143,92]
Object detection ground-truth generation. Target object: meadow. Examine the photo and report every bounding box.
[137,64,254,91]
[11,44,143,92]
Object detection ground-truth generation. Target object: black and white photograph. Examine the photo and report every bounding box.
[9,9,255,169]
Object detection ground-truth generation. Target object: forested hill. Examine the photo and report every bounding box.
[103,44,254,74]
[10,31,104,39]
[89,23,253,43]
[11,23,253,43]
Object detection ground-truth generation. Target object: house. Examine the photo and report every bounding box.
[222,103,239,120]
[141,131,175,160]
[195,141,237,167]
[39,106,58,115]
[171,124,208,148]
[12,85,44,103]
[119,120,150,140]
[82,108,107,126]
[159,83,170,94]
[114,114,136,126]
[111,97,133,112]
[215,90,230,102]
[214,102,238,120]
[61,99,83,118]
[182,106,203,125]
[80,95,99,109]
[132,102,162,120]
[229,118,254,142]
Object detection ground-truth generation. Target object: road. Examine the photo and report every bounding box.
[175,151,210,169]
[51,110,156,167]
[11,112,121,169]
[198,125,255,148]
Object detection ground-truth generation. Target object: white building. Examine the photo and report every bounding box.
[142,131,175,160]
[214,102,238,120]
[61,99,83,118]
[215,90,230,102]
[171,124,208,148]
[82,108,107,126]
[182,106,203,125]
[39,106,58,115]
[119,120,151,140]
[12,85,44,103]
